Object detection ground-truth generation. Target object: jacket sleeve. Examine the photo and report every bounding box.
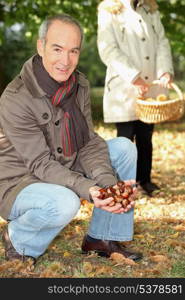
[97,6,140,83]
[0,91,98,201]
[152,10,174,78]
[77,82,117,188]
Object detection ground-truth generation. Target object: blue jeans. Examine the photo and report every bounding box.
[8,137,137,258]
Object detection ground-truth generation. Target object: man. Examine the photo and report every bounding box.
[0,14,142,263]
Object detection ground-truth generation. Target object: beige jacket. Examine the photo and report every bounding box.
[0,56,117,220]
[97,2,174,122]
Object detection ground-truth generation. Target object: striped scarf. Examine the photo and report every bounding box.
[33,54,90,157]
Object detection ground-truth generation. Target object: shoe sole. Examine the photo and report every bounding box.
[82,250,109,257]
[82,250,142,261]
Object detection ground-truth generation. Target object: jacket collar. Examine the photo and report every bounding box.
[20,55,88,98]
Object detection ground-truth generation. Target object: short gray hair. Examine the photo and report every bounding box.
[38,14,84,46]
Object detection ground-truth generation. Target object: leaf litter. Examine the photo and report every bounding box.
[0,120,185,277]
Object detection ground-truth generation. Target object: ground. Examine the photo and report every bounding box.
[0,117,185,278]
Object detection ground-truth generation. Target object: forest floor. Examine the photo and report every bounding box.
[1,114,185,278]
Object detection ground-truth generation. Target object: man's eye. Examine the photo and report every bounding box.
[71,49,79,54]
[54,48,61,52]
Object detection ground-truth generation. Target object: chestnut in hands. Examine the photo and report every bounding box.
[98,181,136,209]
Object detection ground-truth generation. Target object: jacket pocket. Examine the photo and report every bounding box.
[37,111,53,148]
[107,75,122,92]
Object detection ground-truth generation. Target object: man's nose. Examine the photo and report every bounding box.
[62,52,70,66]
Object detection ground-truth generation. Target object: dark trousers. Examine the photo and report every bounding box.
[116,120,154,184]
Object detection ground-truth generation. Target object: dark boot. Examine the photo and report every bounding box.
[81,235,142,261]
[2,227,36,263]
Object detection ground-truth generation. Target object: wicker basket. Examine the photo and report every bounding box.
[135,82,185,124]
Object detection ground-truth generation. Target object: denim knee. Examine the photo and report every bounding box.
[112,137,137,161]
[41,189,81,228]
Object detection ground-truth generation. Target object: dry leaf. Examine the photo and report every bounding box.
[83,262,93,274]
[63,251,71,257]
[174,224,185,231]
[134,234,145,239]
[147,233,156,239]
[95,266,114,276]
[50,262,61,271]
[39,270,59,278]
[169,232,179,239]
[150,255,169,263]
[165,239,179,247]
[110,252,137,265]
[142,268,161,276]
[75,225,82,234]
[166,239,185,249]
[80,198,88,206]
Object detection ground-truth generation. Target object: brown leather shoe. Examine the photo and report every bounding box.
[81,235,142,261]
[2,227,36,263]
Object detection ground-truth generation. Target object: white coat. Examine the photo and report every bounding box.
[97,2,174,122]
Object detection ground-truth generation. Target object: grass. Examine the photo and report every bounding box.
[0,86,185,278]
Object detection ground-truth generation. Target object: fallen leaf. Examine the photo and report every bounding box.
[63,251,71,257]
[80,198,89,206]
[174,224,185,231]
[147,233,156,239]
[134,234,145,239]
[169,232,179,238]
[75,225,82,234]
[50,262,61,271]
[110,252,137,265]
[166,239,185,249]
[39,270,59,278]
[95,266,114,276]
[83,262,93,274]
[142,268,161,276]
[150,255,169,263]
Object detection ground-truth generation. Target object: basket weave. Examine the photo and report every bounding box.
[136,82,184,124]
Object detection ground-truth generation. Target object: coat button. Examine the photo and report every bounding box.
[145,76,149,80]
[141,37,146,41]
[55,120,60,126]
[139,19,142,22]
[42,113,49,120]
[57,147,62,153]
[145,56,150,60]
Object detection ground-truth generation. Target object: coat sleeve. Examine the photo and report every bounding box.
[0,90,98,201]
[77,81,117,188]
[97,6,140,83]
[152,10,174,78]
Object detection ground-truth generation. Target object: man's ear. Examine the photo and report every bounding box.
[37,39,44,57]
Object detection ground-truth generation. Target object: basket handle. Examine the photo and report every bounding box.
[151,80,184,101]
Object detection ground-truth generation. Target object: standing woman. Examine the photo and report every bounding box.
[97,0,174,195]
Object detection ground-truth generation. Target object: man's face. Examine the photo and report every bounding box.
[37,20,81,82]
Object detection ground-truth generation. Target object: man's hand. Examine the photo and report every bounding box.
[113,180,137,212]
[133,77,149,98]
[89,180,137,214]
[89,186,124,213]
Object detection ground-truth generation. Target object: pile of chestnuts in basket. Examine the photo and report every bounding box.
[98,180,136,209]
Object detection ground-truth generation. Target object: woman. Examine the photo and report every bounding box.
[97,0,174,195]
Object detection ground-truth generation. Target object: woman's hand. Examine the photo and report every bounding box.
[158,72,173,88]
[133,77,149,98]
